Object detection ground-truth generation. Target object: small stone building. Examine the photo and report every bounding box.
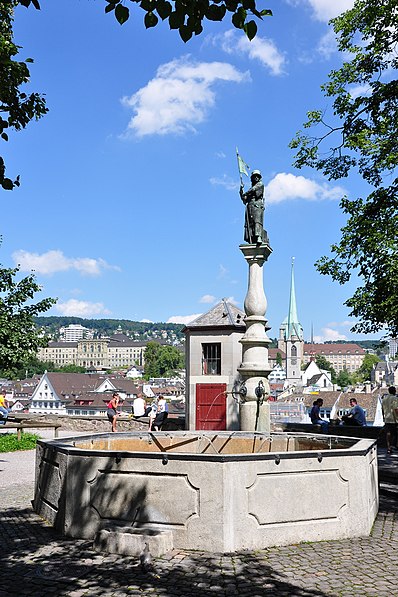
[183,299,245,431]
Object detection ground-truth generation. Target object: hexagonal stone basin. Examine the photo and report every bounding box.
[34,431,379,552]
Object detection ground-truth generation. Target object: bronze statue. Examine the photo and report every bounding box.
[240,170,268,245]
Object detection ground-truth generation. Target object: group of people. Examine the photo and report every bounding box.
[106,392,169,433]
[309,387,398,454]
[310,396,367,433]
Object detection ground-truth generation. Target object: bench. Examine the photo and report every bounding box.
[0,422,62,441]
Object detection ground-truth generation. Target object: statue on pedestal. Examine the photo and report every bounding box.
[236,150,269,245]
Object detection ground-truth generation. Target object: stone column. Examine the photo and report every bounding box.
[238,243,272,432]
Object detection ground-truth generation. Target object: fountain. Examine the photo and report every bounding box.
[34,430,378,552]
[33,162,379,553]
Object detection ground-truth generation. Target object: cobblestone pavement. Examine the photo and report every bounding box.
[1,451,398,597]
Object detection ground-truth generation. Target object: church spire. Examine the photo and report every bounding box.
[285,257,303,340]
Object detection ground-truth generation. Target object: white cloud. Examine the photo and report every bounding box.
[209,175,239,191]
[140,318,154,323]
[326,320,353,327]
[13,249,120,276]
[317,29,337,58]
[167,314,202,324]
[218,264,228,278]
[305,0,355,22]
[314,327,348,342]
[349,84,372,99]
[55,299,111,317]
[226,296,239,306]
[264,172,345,204]
[200,294,216,304]
[121,57,249,137]
[213,31,286,75]
[216,151,226,158]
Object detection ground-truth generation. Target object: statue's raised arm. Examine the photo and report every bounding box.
[240,170,268,245]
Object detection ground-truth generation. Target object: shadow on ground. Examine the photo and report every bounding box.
[0,505,332,597]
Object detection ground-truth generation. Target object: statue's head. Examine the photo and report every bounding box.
[251,170,262,181]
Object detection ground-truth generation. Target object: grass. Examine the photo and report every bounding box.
[0,432,40,452]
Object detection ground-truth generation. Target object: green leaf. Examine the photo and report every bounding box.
[232,7,246,29]
[242,0,255,11]
[1,133,9,141]
[31,0,41,8]
[260,9,272,16]
[140,0,154,11]
[144,11,159,28]
[169,11,185,29]
[244,19,257,40]
[115,4,130,24]
[179,25,193,42]
[2,178,14,190]
[105,3,115,14]
[156,0,172,20]
[25,58,34,63]
[206,4,227,21]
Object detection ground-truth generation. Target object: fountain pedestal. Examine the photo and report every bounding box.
[238,243,272,432]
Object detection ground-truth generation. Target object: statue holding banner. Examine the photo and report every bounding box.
[239,169,268,245]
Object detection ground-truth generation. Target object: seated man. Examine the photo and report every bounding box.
[341,398,366,426]
[132,396,147,418]
[0,394,9,425]
[309,398,329,433]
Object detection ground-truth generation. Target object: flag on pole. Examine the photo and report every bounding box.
[236,148,250,178]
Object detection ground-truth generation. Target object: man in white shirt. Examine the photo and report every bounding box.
[133,396,146,418]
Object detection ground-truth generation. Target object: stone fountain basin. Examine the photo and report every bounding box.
[34,431,378,552]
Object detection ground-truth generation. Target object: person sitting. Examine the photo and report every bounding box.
[148,399,158,432]
[0,394,9,425]
[106,392,123,433]
[132,396,147,418]
[309,398,329,433]
[341,397,367,427]
[152,395,169,431]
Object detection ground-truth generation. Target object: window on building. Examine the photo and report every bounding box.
[202,343,221,375]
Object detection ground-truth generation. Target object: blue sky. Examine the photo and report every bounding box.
[2,0,381,342]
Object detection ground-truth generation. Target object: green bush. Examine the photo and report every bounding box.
[0,432,39,452]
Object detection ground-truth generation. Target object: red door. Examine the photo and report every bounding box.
[196,383,227,430]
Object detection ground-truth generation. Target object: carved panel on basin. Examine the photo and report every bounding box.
[90,471,199,527]
[247,469,348,525]
[37,459,61,511]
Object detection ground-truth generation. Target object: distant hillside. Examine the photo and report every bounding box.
[34,316,185,343]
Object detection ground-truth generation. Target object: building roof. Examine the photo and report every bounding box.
[45,373,101,397]
[184,298,245,330]
[303,343,366,355]
[269,348,286,359]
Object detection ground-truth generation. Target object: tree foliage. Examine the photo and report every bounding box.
[336,368,352,389]
[0,1,48,190]
[0,261,56,378]
[18,0,272,44]
[144,341,184,378]
[315,354,337,384]
[356,352,380,381]
[290,0,398,336]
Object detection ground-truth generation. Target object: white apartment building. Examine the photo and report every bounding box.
[60,324,93,342]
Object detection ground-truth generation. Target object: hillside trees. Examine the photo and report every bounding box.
[144,341,184,378]
[290,0,398,337]
[0,261,56,378]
